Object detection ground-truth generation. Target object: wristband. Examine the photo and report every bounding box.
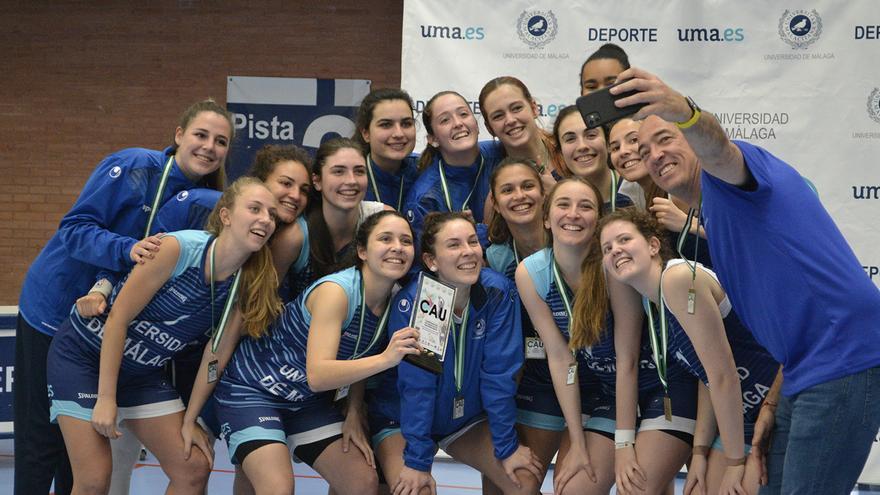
[88,278,112,299]
[614,429,636,444]
[725,455,746,466]
[676,96,702,130]
[615,441,635,450]
[692,445,710,457]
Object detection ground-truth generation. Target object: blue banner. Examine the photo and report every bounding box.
[226,76,371,181]
[0,313,15,438]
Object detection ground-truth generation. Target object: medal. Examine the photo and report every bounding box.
[453,396,465,419]
[687,288,696,315]
[566,362,578,385]
[664,395,673,422]
[335,385,350,402]
[207,359,218,383]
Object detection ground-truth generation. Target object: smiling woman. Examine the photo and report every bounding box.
[186,210,419,495]
[14,99,233,494]
[45,177,281,495]
[274,137,390,303]
[352,88,420,211]
[369,212,543,495]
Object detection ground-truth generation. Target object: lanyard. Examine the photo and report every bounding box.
[438,155,485,213]
[550,255,573,331]
[209,239,242,353]
[674,198,702,313]
[350,272,391,359]
[642,274,669,394]
[366,154,405,211]
[452,304,471,395]
[144,155,175,237]
[511,239,521,266]
[609,170,619,212]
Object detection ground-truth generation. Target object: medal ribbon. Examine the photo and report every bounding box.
[438,155,485,213]
[609,170,619,212]
[350,272,391,359]
[144,155,175,237]
[674,198,703,311]
[511,239,520,266]
[642,273,669,394]
[209,239,242,353]
[366,154,405,211]
[453,305,471,395]
[550,255,573,331]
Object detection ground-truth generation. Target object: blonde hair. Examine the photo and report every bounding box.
[206,177,282,338]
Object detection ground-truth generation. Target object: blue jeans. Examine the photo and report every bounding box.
[759,366,880,495]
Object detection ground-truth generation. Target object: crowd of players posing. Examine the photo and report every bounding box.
[15,44,880,495]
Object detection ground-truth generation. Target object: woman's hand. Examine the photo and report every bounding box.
[181,419,214,465]
[382,327,422,366]
[554,440,597,493]
[683,453,708,495]
[750,403,776,485]
[340,407,374,468]
[393,466,436,495]
[650,197,690,233]
[719,464,747,495]
[76,292,108,317]
[130,234,163,264]
[501,444,543,489]
[615,445,647,495]
[91,397,121,439]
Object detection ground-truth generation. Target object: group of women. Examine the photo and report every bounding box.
[16,43,782,495]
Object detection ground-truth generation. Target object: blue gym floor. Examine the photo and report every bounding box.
[0,440,877,494]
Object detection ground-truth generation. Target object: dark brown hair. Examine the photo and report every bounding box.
[353,88,416,153]
[306,137,366,277]
[173,99,234,191]
[248,144,312,183]
[416,90,468,172]
[488,157,544,244]
[419,211,475,270]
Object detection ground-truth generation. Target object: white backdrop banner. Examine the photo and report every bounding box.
[402,0,880,484]
[402,0,880,292]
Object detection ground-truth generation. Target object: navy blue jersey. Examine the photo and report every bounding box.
[218,267,386,409]
[661,260,778,421]
[57,230,231,374]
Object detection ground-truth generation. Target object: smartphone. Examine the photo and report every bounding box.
[575,82,646,129]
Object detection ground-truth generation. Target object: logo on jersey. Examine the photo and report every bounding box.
[473,318,486,338]
[406,209,414,223]
[517,10,558,49]
[778,10,822,49]
[176,190,190,201]
[109,166,122,179]
[868,88,880,124]
[397,298,411,314]
[220,422,231,440]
